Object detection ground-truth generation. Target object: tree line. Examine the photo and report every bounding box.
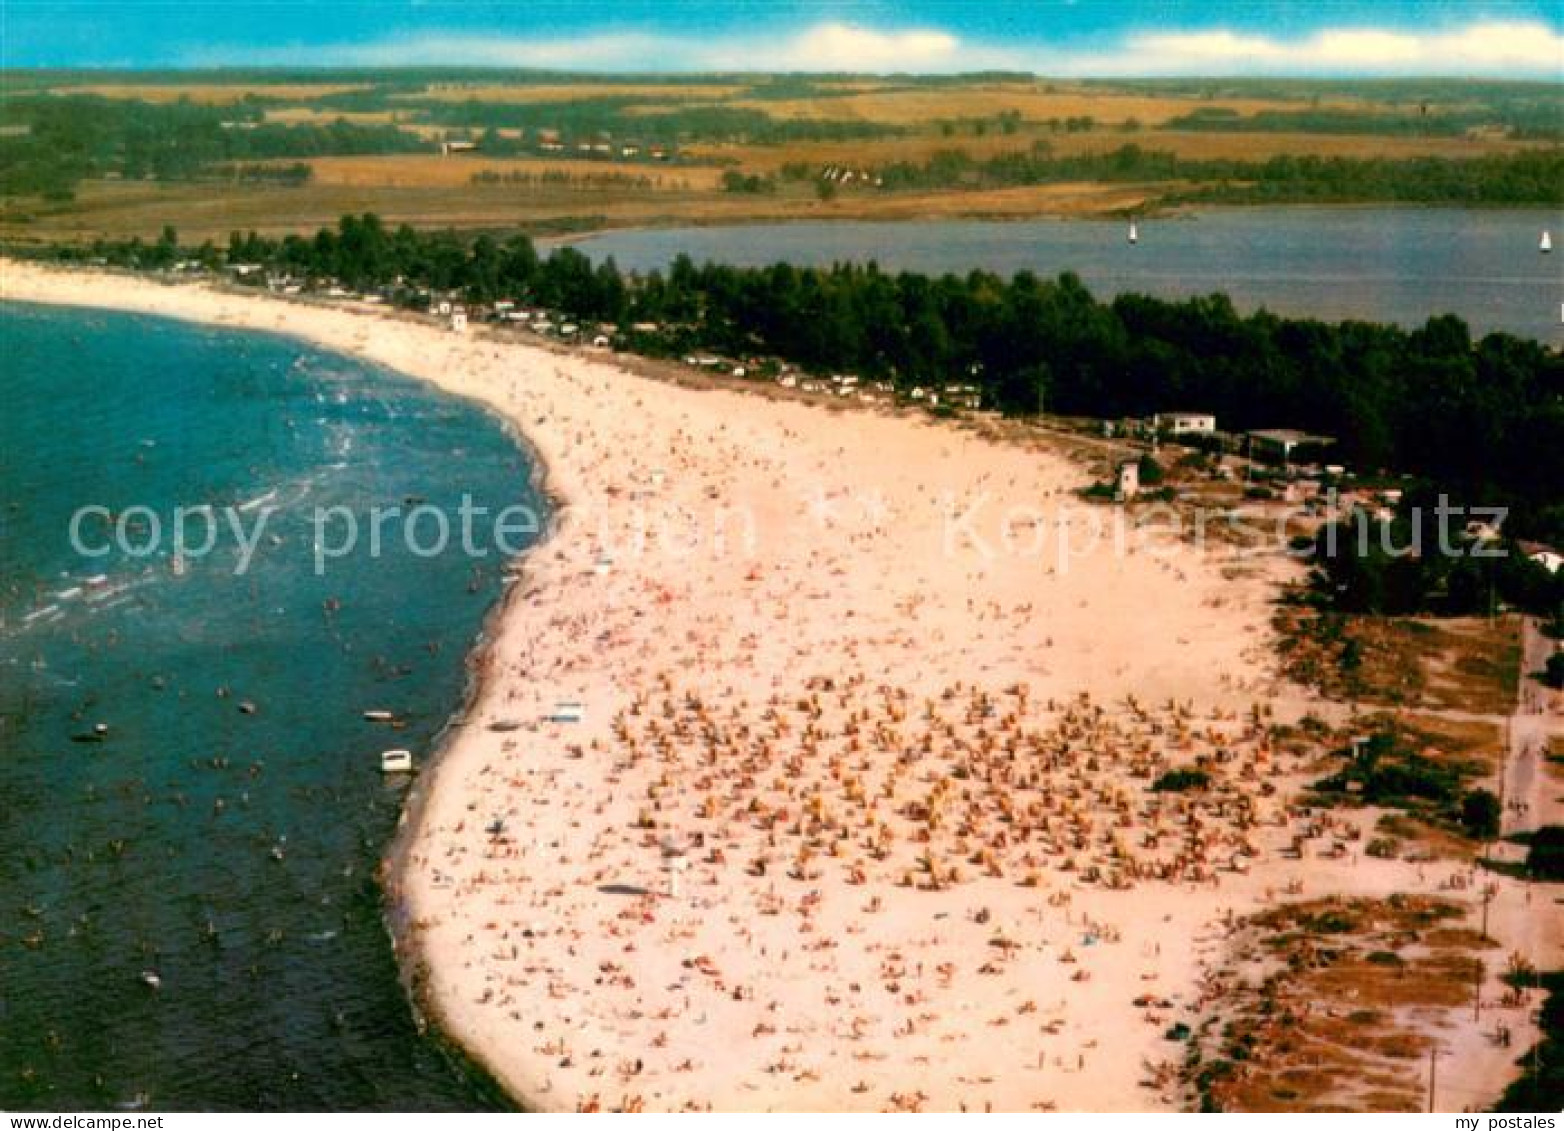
[30,212,1564,565]
[845,142,1564,205]
[0,95,425,199]
[412,98,904,145]
[1166,104,1564,142]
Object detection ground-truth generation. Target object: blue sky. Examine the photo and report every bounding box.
[2,0,1561,76]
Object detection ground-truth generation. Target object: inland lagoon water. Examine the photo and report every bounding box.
[0,302,539,1110]
[571,208,1564,343]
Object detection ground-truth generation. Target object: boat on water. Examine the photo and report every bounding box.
[1543,230,1553,254]
[380,749,414,774]
[1128,221,1139,245]
[362,709,396,722]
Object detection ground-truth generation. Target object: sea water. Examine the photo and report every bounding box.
[0,302,538,1110]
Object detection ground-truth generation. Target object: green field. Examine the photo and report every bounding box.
[2,70,1560,242]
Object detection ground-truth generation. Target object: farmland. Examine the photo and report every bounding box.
[1,70,1559,243]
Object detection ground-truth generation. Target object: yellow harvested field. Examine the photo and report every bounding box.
[689,126,1536,174]
[298,154,724,189]
[393,83,749,103]
[263,107,401,126]
[0,173,1154,244]
[55,83,371,104]
[799,179,1165,219]
[692,85,1342,126]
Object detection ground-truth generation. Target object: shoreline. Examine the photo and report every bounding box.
[0,272,571,1109]
[3,261,1556,1113]
[537,198,1564,256]
[380,378,571,1113]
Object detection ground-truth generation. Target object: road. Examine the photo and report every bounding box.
[1502,615,1562,839]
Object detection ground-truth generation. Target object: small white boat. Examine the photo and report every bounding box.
[380,749,414,774]
[140,971,162,990]
[1542,230,1553,254]
[1128,221,1139,245]
[362,709,396,723]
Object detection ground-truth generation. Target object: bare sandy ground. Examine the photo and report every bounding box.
[3,260,1557,1112]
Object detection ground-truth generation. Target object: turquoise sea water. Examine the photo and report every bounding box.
[0,302,538,1110]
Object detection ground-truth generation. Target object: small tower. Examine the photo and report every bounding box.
[1116,459,1140,502]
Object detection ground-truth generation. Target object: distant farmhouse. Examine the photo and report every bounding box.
[1520,541,1564,575]
[1247,428,1334,464]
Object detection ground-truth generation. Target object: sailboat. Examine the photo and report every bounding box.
[1542,230,1553,254]
[1128,220,1139,245]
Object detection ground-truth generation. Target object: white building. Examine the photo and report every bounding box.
[1523,543,1563,575]
[1157,412,1217,437]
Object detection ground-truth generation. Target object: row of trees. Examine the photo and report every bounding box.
[471,169,659,190]
[414,98,904,145]
[854,142,1564,205]
[1311,510,1564,619]
[0,95,425,199]
[1167,103,1564,142]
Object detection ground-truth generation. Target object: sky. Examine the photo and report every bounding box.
[1,0,1561,77]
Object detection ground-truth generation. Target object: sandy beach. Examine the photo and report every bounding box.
[3,260,1557,1112]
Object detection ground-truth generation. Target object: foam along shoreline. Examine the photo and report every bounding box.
[3,261,1555,1113]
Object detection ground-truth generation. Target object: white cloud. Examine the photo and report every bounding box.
[783,24,965,71]
[1054,20,1564,76]
[204,22,996,74]
[190,19,1564,78]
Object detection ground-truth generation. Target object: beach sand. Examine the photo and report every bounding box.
[4,260,1557,1112]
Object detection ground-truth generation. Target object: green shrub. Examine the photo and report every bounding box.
[1459,788,1502,840]
[1152,767,1210,792]
[1544,651,1564,690]
[1528,826,1564,881]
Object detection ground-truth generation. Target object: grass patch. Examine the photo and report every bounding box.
[1187,895,1488,1112]
[1310,715,1501,845]
[1275,612,1520,714]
